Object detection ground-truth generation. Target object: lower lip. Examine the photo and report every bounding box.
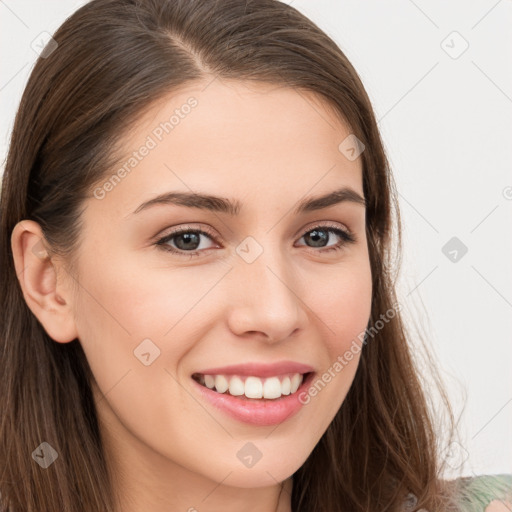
[191,372,315,426]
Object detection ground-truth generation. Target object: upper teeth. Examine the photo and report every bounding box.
[197,373,305,399]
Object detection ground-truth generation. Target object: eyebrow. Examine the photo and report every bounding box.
[131,186,366,216]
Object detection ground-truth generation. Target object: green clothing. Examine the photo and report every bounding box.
[452,474,512,512]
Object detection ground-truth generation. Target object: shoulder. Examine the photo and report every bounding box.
[448,474,512,512]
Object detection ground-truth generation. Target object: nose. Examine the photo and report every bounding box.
[226,247,308,344]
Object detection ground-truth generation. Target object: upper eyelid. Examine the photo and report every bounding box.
[157,221,354,245]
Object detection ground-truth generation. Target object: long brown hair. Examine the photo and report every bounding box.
[0,1,463,510]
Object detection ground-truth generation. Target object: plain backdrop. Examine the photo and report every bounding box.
[1,0,511,479]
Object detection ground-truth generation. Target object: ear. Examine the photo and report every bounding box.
[10,220,79,343]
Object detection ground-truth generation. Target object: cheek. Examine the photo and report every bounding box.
[71,254,231,392]
[300,259,372,419]
[317,255,373,350]
[325,278,372,346]
[74,250,218,339]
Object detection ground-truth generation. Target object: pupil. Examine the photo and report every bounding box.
[176,232,200,250]
[306,229,327,247]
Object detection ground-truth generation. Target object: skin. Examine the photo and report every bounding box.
[12,78,372,512]
[486,501,512,512]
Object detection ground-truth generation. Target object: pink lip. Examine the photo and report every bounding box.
[193,360,315,378]
[191,371,315,426]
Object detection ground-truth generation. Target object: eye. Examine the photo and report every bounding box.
[155,222,356,258]
[295,222,356,254]
[155,224,219,259]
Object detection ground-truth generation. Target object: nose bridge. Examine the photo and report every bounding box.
[226,236,307,340]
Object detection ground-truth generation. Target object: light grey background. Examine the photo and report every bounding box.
[1,0,511,478]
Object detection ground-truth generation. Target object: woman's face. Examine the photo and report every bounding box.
[67,79,372,497]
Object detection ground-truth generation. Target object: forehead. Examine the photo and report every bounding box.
[91,78,364,216]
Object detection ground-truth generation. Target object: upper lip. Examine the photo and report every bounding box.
[193,360,315,378]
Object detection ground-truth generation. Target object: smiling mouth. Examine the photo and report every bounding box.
[191,371,313,400]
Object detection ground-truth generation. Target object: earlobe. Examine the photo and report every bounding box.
[10,220,79,344]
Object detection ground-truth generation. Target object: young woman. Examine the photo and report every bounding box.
[1,1,510,511]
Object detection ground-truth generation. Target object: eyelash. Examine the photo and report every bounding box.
[154,222,357,259]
